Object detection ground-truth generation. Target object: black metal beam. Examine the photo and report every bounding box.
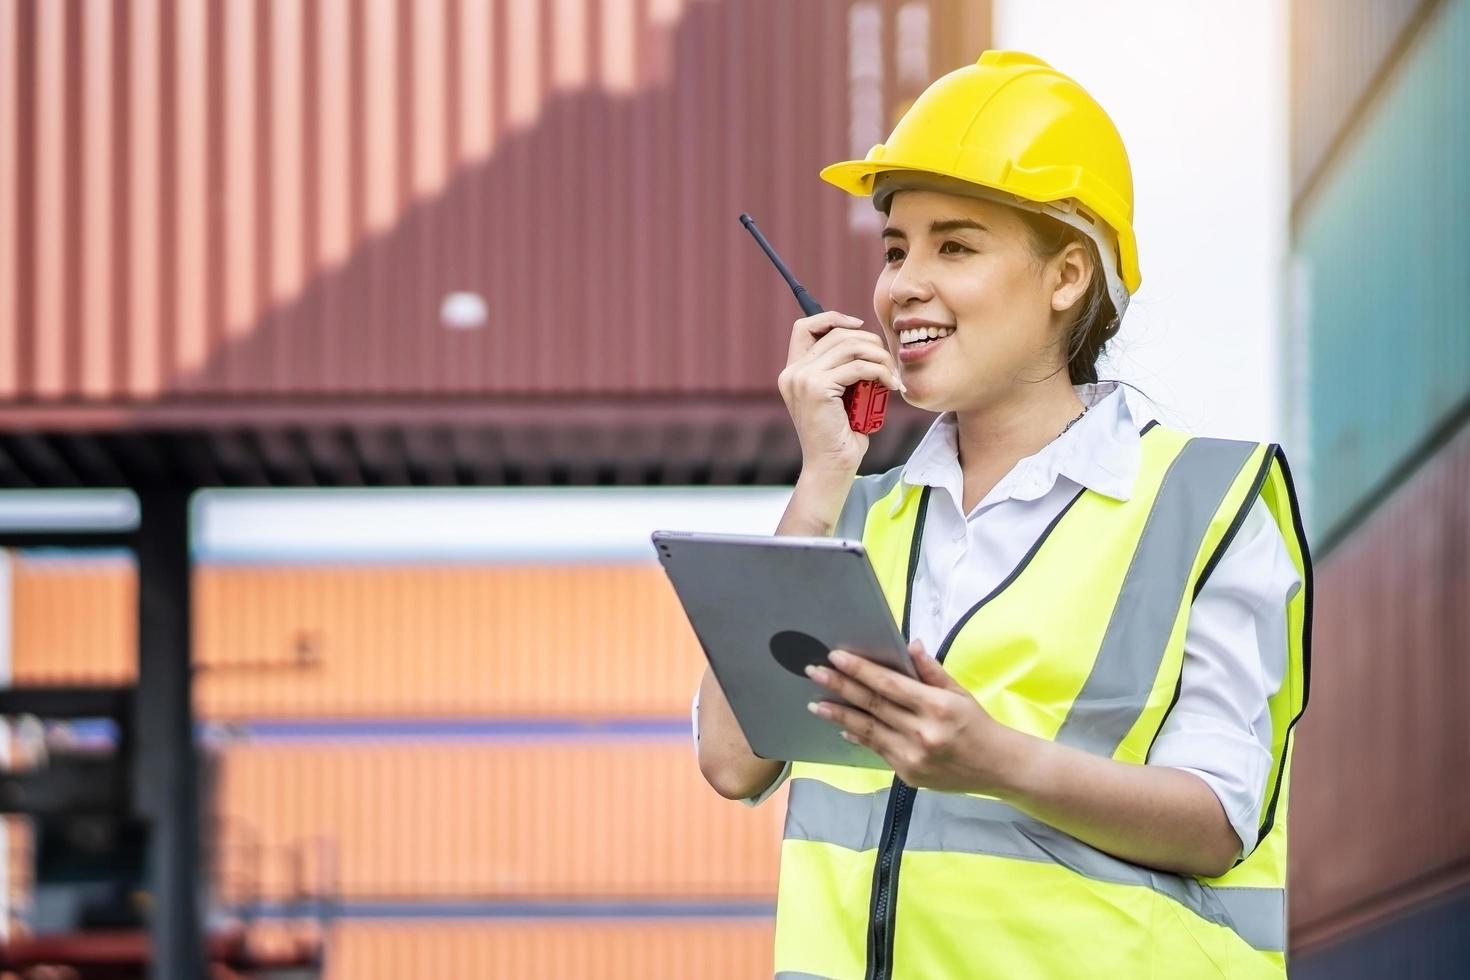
[133,487,205,980]
[0,685,131,718]
[6,433,85,487]
[0,530,136,549]
[207,428,271,487]
[0,406,933,491]
[303,427,365,486]
[0,758,126,814]
[349,427,410,486]
[0,442,35,488]
[107,432,173,489]
[402,427,456,485]
[56,432,132,487]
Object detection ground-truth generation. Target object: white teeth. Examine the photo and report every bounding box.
[899,326,955,345]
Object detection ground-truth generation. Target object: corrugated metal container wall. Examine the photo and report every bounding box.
[194,563,705,718]
[0,0,987,403]
[10,559,711,719]
[1289,417,1470,949]
[1288,0,1429,201]
[318,920,773,980]
[9,553,135,684]
[1289,0,1470,542]
[212,742,785,902]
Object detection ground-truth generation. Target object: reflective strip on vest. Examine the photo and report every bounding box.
[832,465,905,543]
[786,778,1285,953]
[1051,436,1260,757]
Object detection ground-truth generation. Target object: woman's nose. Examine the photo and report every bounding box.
[889,261,933,305]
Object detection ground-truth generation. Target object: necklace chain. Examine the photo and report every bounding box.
[1059,404,1089,438]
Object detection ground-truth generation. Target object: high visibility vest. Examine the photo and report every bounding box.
[773,422,1312,980]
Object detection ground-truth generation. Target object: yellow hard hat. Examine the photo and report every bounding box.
[821,49,1139,319]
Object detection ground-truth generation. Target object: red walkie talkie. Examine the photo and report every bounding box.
[740,214,888,435]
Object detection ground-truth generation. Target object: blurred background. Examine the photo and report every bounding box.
[0,0,1464,977]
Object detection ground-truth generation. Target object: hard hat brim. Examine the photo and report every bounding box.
[824,161,1136,319]
[820,158,1141,297]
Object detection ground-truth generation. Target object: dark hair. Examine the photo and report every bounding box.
[1014,210,1120,385]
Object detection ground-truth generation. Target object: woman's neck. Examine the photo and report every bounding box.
[952,377,1088,489]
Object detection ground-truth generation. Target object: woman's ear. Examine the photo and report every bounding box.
[1050,240,1093,314]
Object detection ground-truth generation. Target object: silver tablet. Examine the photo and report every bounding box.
[652,529,918,769]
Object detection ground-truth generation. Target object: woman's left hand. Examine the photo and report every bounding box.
[806,640,1024,795]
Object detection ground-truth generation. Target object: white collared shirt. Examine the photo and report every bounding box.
[693,381,1299,858]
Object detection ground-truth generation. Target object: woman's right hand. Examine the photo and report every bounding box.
[778,312,904,476]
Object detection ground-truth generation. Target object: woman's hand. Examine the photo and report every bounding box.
[805,639,1024,795]
[807,640,1244,877]
[778,312,905,476]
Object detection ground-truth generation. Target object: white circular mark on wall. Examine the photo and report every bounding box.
[440,291,488,329]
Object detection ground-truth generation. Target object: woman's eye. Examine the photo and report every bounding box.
[884,242,967,263]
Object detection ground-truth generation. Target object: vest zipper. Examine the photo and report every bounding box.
[861,482,1089,979]
[866,778,916,980]
[864,487,930,980]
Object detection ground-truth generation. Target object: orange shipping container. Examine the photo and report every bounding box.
[318,919,773,980]
[211,741,785,902]
[8,552,135,684]
[9,559,713,720]
[195,562,708,719]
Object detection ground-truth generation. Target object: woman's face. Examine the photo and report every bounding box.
[872,189,1081,413]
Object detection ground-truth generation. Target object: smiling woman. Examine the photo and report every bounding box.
[870,184,1122,406]
[691,48,1311,980]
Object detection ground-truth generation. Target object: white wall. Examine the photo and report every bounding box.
[994,0,1288,441]
[192,488,794,563]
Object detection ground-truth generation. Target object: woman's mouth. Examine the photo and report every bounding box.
[898,325,955,363]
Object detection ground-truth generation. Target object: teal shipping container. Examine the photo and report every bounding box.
[1290,0,1428,203]
[1288,0,1470,546]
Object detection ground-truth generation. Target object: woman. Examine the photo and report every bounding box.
[694,51,1310,978]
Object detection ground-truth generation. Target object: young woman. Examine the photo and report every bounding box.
[694,51,1310,978]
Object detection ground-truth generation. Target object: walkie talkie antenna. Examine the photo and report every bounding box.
[740,213,887,435]
[739,213,823,318]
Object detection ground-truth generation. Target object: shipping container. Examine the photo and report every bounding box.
[0,0,987,407]
[8,551,136,684]
[210,741,786,902]
[196,561,708,719]
[0,916,774,980]
[1288,0,1470,543]
[318,919,774,980]
[1289,0,1430,204]
[1288,415,1470,950]
[1290,887,1470,980]
[1286,0,1470,963]
[10,558,721,719]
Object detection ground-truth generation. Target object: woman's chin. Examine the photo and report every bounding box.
[896,382,944,413]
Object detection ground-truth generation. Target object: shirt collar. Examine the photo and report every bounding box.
[890,381,1143,517]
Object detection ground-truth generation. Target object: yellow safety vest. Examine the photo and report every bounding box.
[773,421,1312,979]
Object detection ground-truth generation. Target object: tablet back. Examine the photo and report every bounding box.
[653,529,915,769]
